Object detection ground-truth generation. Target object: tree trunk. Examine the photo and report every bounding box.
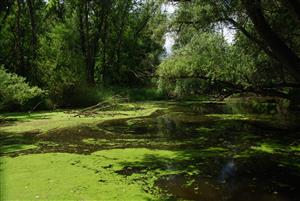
[243,0,300,82]
[78,1,86,57]
[83,1,95,85]
[26,0,37,82]
[224,17,277,61]
[101,1,112,85]
[15,0,25,76]
[114,0,130,83]
[27,0,36,53]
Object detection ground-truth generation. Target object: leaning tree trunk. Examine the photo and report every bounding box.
[243,0,300,82]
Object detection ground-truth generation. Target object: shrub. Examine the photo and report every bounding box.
[0,67,45,111]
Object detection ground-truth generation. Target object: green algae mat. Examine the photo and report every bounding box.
[1,149,176,200]
[1,100,300,200]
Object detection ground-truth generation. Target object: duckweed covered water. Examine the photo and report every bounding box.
[0,99,299,200]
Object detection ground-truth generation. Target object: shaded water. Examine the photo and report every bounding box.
[1,99,300,200]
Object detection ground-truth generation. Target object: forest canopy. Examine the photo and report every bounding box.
[0,0,300,111]
[157,0,300,98]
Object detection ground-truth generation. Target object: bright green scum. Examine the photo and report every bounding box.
[1,100,299,201]
[0,149,163,201]
[0,103,162,134]
[0,103,164,154]
[0,148,227,201]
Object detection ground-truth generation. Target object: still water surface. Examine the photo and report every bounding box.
[3,99,300,200]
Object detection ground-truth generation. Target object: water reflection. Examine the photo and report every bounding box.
[218,160,237,184]
[155,156,298,201]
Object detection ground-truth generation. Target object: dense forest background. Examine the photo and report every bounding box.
[0,0,300,111]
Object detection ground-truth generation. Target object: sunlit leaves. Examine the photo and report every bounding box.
[0,67,45,109]
[157,32,255,97]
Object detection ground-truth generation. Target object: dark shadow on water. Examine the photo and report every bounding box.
[117,151,300,201]
[0,131,38,155]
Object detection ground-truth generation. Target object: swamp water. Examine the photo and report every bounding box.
[1,99,300,200]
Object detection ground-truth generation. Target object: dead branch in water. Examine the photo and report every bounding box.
[71,95,129,117]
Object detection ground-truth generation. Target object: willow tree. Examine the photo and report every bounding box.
[171,0,300,83]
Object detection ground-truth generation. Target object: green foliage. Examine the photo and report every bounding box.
[1,0,299,108]
[95,0,166,85]
[157,33,255,97]
[0,67,45,111]
[115,87,167,101]
[167,0,300,98]
[0,0,166,109]
[37,19,85,106]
